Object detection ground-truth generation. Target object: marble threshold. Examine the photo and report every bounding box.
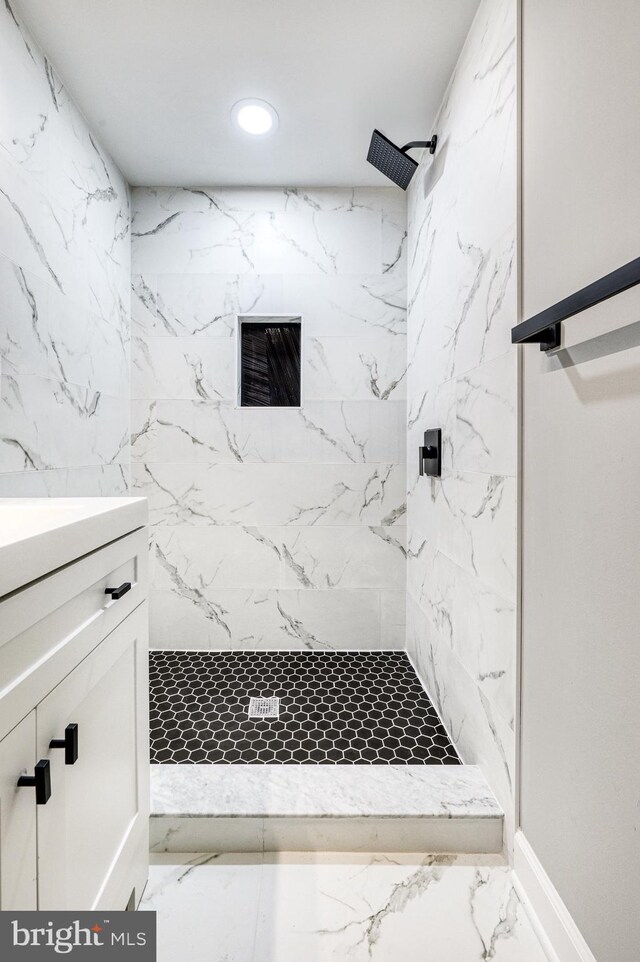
[150,764,503,855]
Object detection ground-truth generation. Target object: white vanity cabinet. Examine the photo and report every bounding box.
[36,603,148,910]
[0,499,149,912]
[0,712,38,909]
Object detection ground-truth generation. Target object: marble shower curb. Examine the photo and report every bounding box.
[150,764,503,854]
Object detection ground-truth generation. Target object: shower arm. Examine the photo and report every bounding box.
[401,135,438,156]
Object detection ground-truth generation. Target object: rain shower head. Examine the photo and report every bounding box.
[366,129,437,190]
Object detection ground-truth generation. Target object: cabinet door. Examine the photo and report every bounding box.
[36,603,149,911]
[0,712,38,909]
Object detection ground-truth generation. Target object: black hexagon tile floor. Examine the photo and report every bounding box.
[150,650,460,765]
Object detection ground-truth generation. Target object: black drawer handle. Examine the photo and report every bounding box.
[17,759,51,805]
[105,582,131,601]
[49,723,79,765]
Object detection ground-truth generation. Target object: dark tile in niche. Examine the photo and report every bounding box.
[240,321,301,406]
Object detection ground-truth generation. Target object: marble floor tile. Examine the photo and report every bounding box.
[141,854,262,962]
[142,854,549,962]
[254,856,547,962]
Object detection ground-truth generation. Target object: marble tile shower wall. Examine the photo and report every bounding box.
[0,2,131,496]
[130,187,407,650]
[405,0,517,836]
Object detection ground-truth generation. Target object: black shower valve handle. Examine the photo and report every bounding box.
[419,428,442,478]
[418,445,437,475]
[418,444,438,477]
[49,723,79,765]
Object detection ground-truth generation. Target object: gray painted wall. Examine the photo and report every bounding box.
[520,1,640,959]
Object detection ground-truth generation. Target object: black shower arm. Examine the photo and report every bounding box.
[401,135,438,156]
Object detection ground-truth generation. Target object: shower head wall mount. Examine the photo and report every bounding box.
[366,129,438,189]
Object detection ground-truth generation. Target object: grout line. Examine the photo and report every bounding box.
[150,648,408,654]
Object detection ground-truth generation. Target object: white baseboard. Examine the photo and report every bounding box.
[513,831,597,962]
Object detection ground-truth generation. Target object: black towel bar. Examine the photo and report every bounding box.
[511,256,640,351]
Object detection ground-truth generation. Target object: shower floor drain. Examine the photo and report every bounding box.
[248,696,280,719]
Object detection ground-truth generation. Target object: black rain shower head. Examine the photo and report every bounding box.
[366,129,437,190]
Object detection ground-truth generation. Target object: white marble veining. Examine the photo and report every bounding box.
[134,462,405,528]
[133,207,382,277]
[149,765,503,855]
[132,335,236,401]
[132,272,285,338]
[406,0,518,846]
[131,399,405,465]
[149,525,405,592]
[283,275,407,338]
[148,588,405,652]
[135,270,406,347]
[0,1,130,496]
[304,336,407,401]
[130,187,407,650]
[407,598,515,826]
[143,854,263,962]
[0,464,129,499]
[150,764,501,819]
[142,853,549,962]
[150,814,502,857]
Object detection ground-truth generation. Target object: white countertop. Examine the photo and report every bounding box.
[0,497,148,598]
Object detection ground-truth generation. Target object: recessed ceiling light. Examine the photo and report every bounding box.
[231,99,278,137]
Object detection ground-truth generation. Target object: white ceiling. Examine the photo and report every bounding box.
[13,0,480,187]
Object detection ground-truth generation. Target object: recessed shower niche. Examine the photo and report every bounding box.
[238,314,302,407]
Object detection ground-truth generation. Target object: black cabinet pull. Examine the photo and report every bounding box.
[17,759,51,805]
[105,582,131,601]
[49,723,79,765]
